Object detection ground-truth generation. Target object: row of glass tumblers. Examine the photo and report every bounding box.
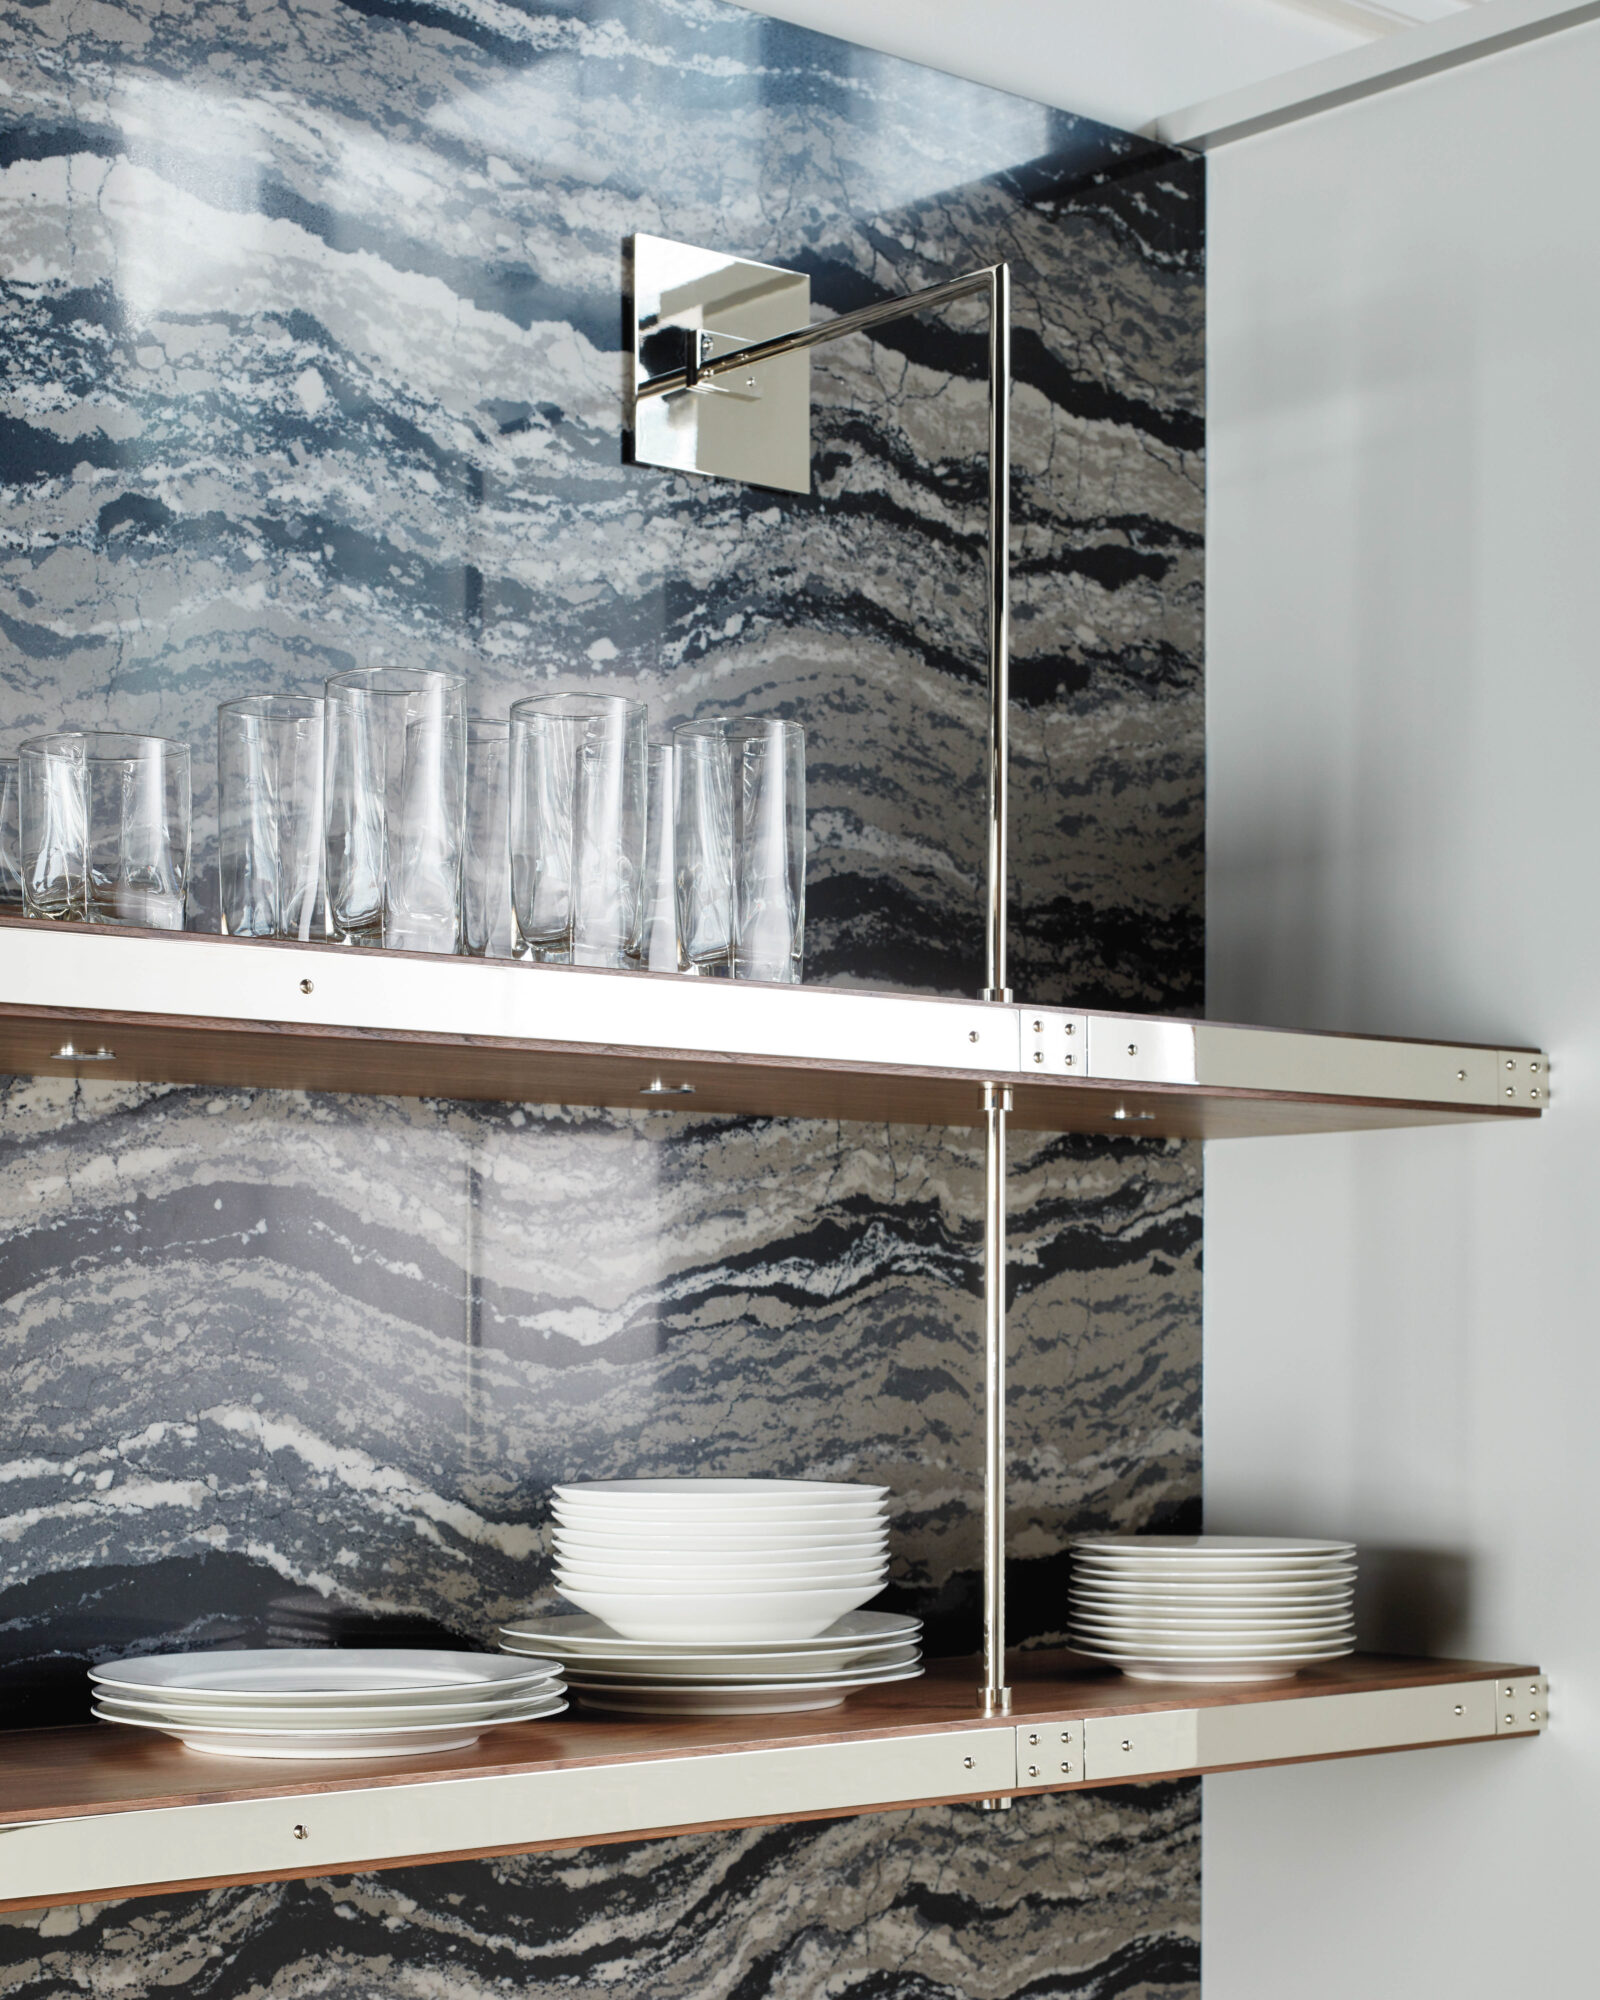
[222,672,807,978]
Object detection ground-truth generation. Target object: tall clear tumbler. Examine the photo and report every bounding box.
[218,696,325,940]
[463,718,514,959]
[671,718,735,976]
[324,668,465,952]
[0,757,22,915]
[18,731,190,929]
[509,693,646,966]
[632,741,679,972]
[732,719,805,983]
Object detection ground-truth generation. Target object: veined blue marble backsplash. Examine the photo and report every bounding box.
[0,0,1203,1993]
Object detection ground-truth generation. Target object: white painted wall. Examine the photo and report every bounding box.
[1205,21,1600,1998]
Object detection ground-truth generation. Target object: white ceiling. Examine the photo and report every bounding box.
[730,0,1485,136]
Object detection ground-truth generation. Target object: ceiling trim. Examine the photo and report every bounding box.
[1152,0,1600,147]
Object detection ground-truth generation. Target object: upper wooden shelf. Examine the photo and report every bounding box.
[0,919,1546,1135]
[0,1652,1546,1912]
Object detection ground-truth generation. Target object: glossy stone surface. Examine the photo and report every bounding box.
[0,0,1203,1991]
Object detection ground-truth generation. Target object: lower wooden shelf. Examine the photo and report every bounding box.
[0,1652,1545,1912]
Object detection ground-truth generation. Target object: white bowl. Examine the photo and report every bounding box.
[554,1478,889,1503]
[555,1505,889,1534]
[554,1565,885,1594]
[553,1526,890,1557]
[556,1582,883,1640]
[553,1551,888,1581]
[497,1609,919,1667]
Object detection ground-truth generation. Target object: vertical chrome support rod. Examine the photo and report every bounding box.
[980,1080,1012,1718]
[983,260,1011,1010]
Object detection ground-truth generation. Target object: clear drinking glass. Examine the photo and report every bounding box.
[509,693,647,967]
[18,731,190,929]
[632,742,679,972]
[732,719,805,983]
[218,696,325,941]
[0,757,23,915]
[324,668,465,953]
[672,717,735,976]
[463,718,514,959]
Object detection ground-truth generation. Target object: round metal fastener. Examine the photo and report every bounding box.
[300,979,314,995]
[963,1756,974,1770]
[1506,1087,1515,1098]
[1060,1761,1072,1774]
[1454,1704,1464,1716]
[1122,1738,1133,1753]
[1027,1764,1039,1778]
[1033,1051,1043,1064]
[1032,1019,1042,1032]
[1127,1043,1138,1058]
[969,1031,979,1043]
[293,1824,309,1841]
[1456,1069,1466,1080]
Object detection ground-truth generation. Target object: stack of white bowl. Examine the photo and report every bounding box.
[90,1648,566,1758]
[506,1476,924,1713]
[1067,1535,1357,1682]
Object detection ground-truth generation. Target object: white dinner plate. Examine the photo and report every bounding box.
[93,1685,566,1729]
[554,1648,921,1686]
[1070,1580,1353,1602]
[569,1664,923,1715]
[503,1635,917,1677]
[1069,1637,1352,1661]
[497,1609,919,1663]
[89,1649,561,1706]
[556,1581,883,1640]
[1072,1560,1360,1576]
[1069,1623,1354,1647]
[1072,1536,1355,1558]
[1093,1659,1323,1684]
[1069,1618,1353,1641]
[1069,1596,1352,1619]
[93,1694,568,1758]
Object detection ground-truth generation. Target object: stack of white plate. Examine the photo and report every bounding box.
[1067,1535,1358,1682]
[549,1478,893,1642]
[89,1648,567,1758]
[499,1609,924,1714]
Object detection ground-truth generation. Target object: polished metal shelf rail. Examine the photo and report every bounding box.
[0,920,1547,1133]
[0,1656,1546,1912]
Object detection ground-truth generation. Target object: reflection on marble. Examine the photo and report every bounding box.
[0,1788,1200,1998]
[0,0,1202,1002]
[0,1075,1199,1718]
[1,0,1202,1992]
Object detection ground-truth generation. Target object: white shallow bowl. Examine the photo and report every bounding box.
[554,1564,885,1593]
[88,1649,558,1706]
[94,1695,568,1757]
[1069,1595,1353,1619]
[503,1636,917,1678]
[556,1528,892,1560]
[556,1583,882,1640]
[1072,1536,1355,1558]
[551,1548,889,1580]
[560,1504,888,1528]
[553,1529,890,1560]
[498,1610,919,1669]
[554,1479,889,1503]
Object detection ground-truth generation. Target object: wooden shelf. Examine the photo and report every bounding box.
[0,919,1547,1135]
[0,1653,1545,1911]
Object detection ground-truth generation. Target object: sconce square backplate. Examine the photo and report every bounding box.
[630,233,811,495]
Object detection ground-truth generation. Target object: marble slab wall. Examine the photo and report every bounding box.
[0,1,1204,1993]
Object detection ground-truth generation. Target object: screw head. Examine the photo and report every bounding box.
[1531,1088,1541,1100]
[1127,1043,1138,1058]
[963,1755,974,1770]
[1032,1019,1043,1032]
[1027,1732,1038,1746]
[1060,1761,1072,1774]
[1506,1086,1515,1098]
[969,1031,979,1043]
[1505,1713,1515,1726]
[1456,1069,1466,1081]
[1122,1738,1133,1753]
[1064,1022,1075,1034]
[1033,1051,1044,1064]
[293,1824,309,1841]
[1506,1058,1516,1070]
[1454,1704,1464,1716]
[1063,1054,1075,1067]
[1530,1712,1540,1723]
[1027,1764,1039,1778]
[300,979,314,995]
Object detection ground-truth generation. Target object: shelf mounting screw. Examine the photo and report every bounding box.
[1454,1704,1464,1716]
[1032,1051,1043,1064]
[963,1756,975,1770]
[1127,1043,1137,1057]
[969,1031,979,1043]
[293,1824,309,1841]
[300,979,314,995]
[1505,1087,1515,1098]
[1060,1761,1072,1774]
[1456,1069,1466,1080]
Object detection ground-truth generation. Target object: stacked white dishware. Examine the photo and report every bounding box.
[503,1477,923,1713]
[1067,1535,1357,1682]
[89,1648,566,1758]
